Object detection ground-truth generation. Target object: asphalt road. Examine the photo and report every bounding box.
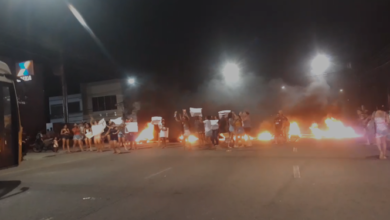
[1,140,390,220]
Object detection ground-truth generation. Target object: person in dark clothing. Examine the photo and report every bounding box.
[195,116,205,145]
[274,110,288,144]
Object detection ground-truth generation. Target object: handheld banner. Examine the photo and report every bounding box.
[218,110,231,119]
[92,125,104,136]
[151,116,162,125]
[125,122,138,133]
[190,107,202,117]
[211,120,219,130]
[98,119,106,128]
[110,117,123,125]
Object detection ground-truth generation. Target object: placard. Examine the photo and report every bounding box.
[151,116,162,125]
[110,117,123,125]
[211,120,219,130]
[85,132,94,139]
[190,108,202,117]
[218,110,231,119]
[98,119,106,128]
[125,122,138,133]
[92,125,104,136]
[160,128,169,138]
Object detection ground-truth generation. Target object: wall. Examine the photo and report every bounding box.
[81,79,124,121]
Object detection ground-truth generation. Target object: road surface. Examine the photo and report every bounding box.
[1,140,389,220]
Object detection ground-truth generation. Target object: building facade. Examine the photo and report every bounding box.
[49,94,83,123]
[49,79,126,123]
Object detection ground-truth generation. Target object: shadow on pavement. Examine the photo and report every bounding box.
[0,180,29,200]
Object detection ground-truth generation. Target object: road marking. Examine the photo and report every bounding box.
[145,167,172,179]
[293,147,297,152]
[293,166,300,178]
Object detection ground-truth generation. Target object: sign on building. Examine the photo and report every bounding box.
[16,60,34,81]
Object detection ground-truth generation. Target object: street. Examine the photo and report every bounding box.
[1,140,390,220]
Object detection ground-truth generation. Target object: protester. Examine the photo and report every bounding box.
[85,123,93,151]
[373,105,389,159]
[195,116,205,145]
[227,112,235,148]
[203,116,213,148]
[175,109,191,149]
[91,118,103,153]
[357,105,371,145]
[107,122,121,154]
[53,136,59,153]
[274,110,288,144]
[233,112,244,147]
[60,124,71,153]
[118,122,128,151]
[159,119,168,148]
[211,116,219,148]
[125,117,137,150]
[72,124,84,152]
[240,111,252,146]
[79,122,86,147]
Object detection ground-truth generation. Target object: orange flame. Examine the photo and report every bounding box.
[136,123,155,142]
[258,131,273,141]
[178,135,198,143]
[288,122,302,138]
[310,118,359,139]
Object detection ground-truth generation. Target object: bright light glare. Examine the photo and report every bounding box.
[311,54,330,74]
[281,86,285,89]
[222,62,240,83]
[128,78,135,84]
[68,4,88,27]
[340,89,343,92]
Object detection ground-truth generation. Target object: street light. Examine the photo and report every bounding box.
[281,86,285,90]
[128,78,135,85]
[311,54,330,75]
[222,62,240,83]
[340,89,343,92]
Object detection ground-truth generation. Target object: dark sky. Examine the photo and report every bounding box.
[1,0,390,96]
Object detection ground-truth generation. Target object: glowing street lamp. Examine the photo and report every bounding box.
[281,86,285,90]
[128,78,135,85]
[339,89,343,92]
[311,54,330,75]
[222,62,240,83]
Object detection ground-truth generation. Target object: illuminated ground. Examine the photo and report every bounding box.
[1,140,390,220]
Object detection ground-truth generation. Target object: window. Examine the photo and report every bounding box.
[92,95,117,112]
[68,102,81,113]
[50,104,63,117]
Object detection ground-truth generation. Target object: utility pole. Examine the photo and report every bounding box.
[59,51,68,123]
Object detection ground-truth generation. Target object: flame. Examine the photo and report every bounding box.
[219,133,226,141]
[188,135,198,143]
[288,122,302,138]
[136,123,155,142]
[178,135,198,143]
[309,118,359,139]
[258,131,273,141]
[242,134,255,141]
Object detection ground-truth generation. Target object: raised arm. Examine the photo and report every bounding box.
[174,111,181,122]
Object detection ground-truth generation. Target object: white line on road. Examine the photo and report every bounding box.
[293,165,301,179]
[145,167,172,179]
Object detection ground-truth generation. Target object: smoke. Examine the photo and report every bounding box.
[136,72,340,138]
[176,73,335,128]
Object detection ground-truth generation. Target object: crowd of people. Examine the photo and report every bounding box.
[174,109,252,149]
[358,105,389,159]
[41,116,140,154]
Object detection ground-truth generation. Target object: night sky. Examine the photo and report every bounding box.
[1,0,390,96]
